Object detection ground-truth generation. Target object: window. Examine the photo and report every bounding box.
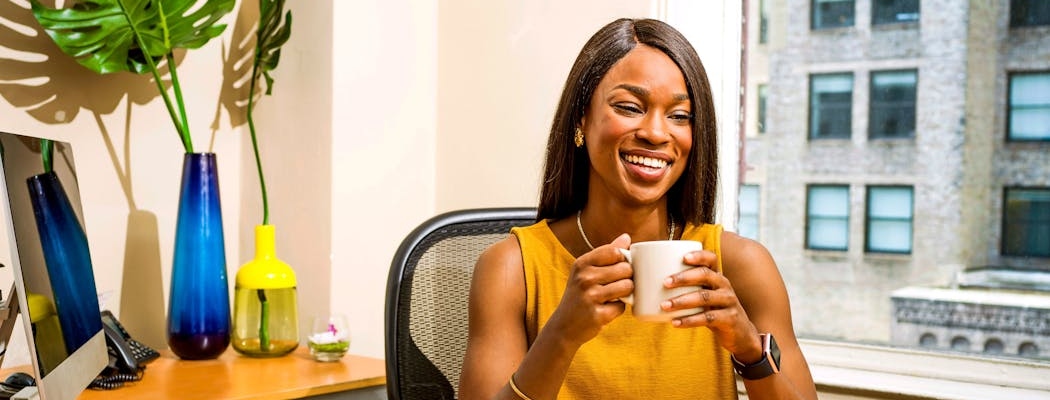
[1002,188,1050,257]
[806,185,849,250]
[812,0,854,29]
[739,185,760,240]
[809,73,853,139]
[1010,0,1050,27]
[758,84,768,134]
[759,0,770,43]
[1008,72,1050,141]
[869,70,917,139]
[866,186,913,254]
[872,0,920,25]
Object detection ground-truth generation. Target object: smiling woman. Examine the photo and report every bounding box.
[457,18,817,400]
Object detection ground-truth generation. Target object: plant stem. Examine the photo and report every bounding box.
[41,139,53,173]
[165,53,194,153]
[247,63,270,225]
[256,289,270,350]
[117,1,192,153]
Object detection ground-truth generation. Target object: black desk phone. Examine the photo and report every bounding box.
[100,310,159,374]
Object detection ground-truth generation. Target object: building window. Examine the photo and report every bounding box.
[1008,72,1050,141]
[951,336,971,351]
[869,70,917,139]
[872,0,920,25]
[806,185,849,251]
[1002,188,1050,258]
[809,73,853,139]
[739,185,760,240]
[866,186,913,254]
[1010,0,1050,27]
[812,0,855,29]
[984,339,1005,354]
[759,0,770,43]
[758,84,769,134]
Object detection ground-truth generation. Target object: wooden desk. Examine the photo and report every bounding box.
[81,347,385,400]
[0,347,385,400]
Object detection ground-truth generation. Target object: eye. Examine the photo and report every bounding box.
[669,110,693,124]
[613,103,643,116]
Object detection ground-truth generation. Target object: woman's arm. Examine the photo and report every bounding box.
[661,231,818,400]
[458,234,635,400]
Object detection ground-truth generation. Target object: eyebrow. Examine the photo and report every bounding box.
[613,83,690,102]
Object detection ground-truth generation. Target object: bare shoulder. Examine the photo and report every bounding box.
[720,230,777,278]
[719,230,788,309]
[475,234,525,279]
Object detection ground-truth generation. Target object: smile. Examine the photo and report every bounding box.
[624,154,669,169]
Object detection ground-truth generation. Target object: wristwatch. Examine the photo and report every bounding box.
[731,333,781,380]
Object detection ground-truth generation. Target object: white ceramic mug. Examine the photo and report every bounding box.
[618,240,704,322]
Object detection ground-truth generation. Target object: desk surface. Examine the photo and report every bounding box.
[5,347,386,400]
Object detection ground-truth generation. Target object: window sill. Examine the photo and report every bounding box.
[800,339,1050,399]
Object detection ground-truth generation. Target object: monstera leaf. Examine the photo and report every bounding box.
[31,0,235,74]
[254,0,291,96]
[30,0,235,152]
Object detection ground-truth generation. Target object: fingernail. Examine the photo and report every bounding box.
[661,300,672,310]
[671,319,682,327]
[664,277,674,286]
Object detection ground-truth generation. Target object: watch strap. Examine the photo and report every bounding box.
[731,333,780,380]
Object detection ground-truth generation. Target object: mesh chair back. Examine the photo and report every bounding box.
[385,208,537,400]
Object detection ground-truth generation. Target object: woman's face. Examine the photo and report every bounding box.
[582,44,693,207]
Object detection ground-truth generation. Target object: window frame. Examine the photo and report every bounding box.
[811,0,855,30]
[871,0,920,26]
[1001,186,1050,258]
[805,184,850,251]
[808,72,854,140]
[868,69,918,139]
[864,185,914,254]
[739,184,761,240]
[1006,71,1050,142]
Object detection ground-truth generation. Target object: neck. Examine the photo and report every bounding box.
[578,206,675,246]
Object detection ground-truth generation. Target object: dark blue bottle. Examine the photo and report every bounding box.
[168,153,231,360]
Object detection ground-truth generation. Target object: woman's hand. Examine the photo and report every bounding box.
[543,233,635,347]
[660,249,762,359]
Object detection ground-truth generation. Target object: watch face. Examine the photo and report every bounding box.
[768,334,782,371]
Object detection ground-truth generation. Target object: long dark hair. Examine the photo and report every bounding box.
[536,18,718,226]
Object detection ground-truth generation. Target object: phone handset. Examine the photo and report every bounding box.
[92,310,159,389]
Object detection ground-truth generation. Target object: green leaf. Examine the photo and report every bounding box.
[30,0,236,75]
[254,0,291,95]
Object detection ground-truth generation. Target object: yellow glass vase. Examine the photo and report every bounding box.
[232,225,299,357]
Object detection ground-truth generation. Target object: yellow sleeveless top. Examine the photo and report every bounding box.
[512,220,737,400]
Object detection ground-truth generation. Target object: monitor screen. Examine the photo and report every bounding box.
[0,132,107,400]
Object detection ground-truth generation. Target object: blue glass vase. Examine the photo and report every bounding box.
[27,171,103,355]
[168,153,231,360]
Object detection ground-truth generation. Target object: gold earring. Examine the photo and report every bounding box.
[574,128,584,147]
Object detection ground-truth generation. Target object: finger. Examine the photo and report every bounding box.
[600,277,634,303]
[671,308,719,328]
[664,265,726,289]
[682,249,717,268]
[661,288,730,311]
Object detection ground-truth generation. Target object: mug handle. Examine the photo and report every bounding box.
[617,248,634,305]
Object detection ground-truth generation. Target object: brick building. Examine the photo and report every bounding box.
[741,0,1050,359]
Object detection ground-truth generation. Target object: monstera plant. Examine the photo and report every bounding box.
[30,0,235,152]
[31,0,238,360]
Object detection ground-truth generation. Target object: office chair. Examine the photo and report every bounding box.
[385,208,537,400]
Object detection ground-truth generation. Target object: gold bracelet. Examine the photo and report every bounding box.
[508,374,534,400]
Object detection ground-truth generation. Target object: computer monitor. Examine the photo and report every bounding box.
[0,132,108,400]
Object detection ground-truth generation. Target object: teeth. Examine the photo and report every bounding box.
[625,154,668,169]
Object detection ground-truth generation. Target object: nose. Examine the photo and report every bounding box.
[634,113,672,145]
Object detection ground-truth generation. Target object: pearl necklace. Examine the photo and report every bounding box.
[576,210,675,250]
